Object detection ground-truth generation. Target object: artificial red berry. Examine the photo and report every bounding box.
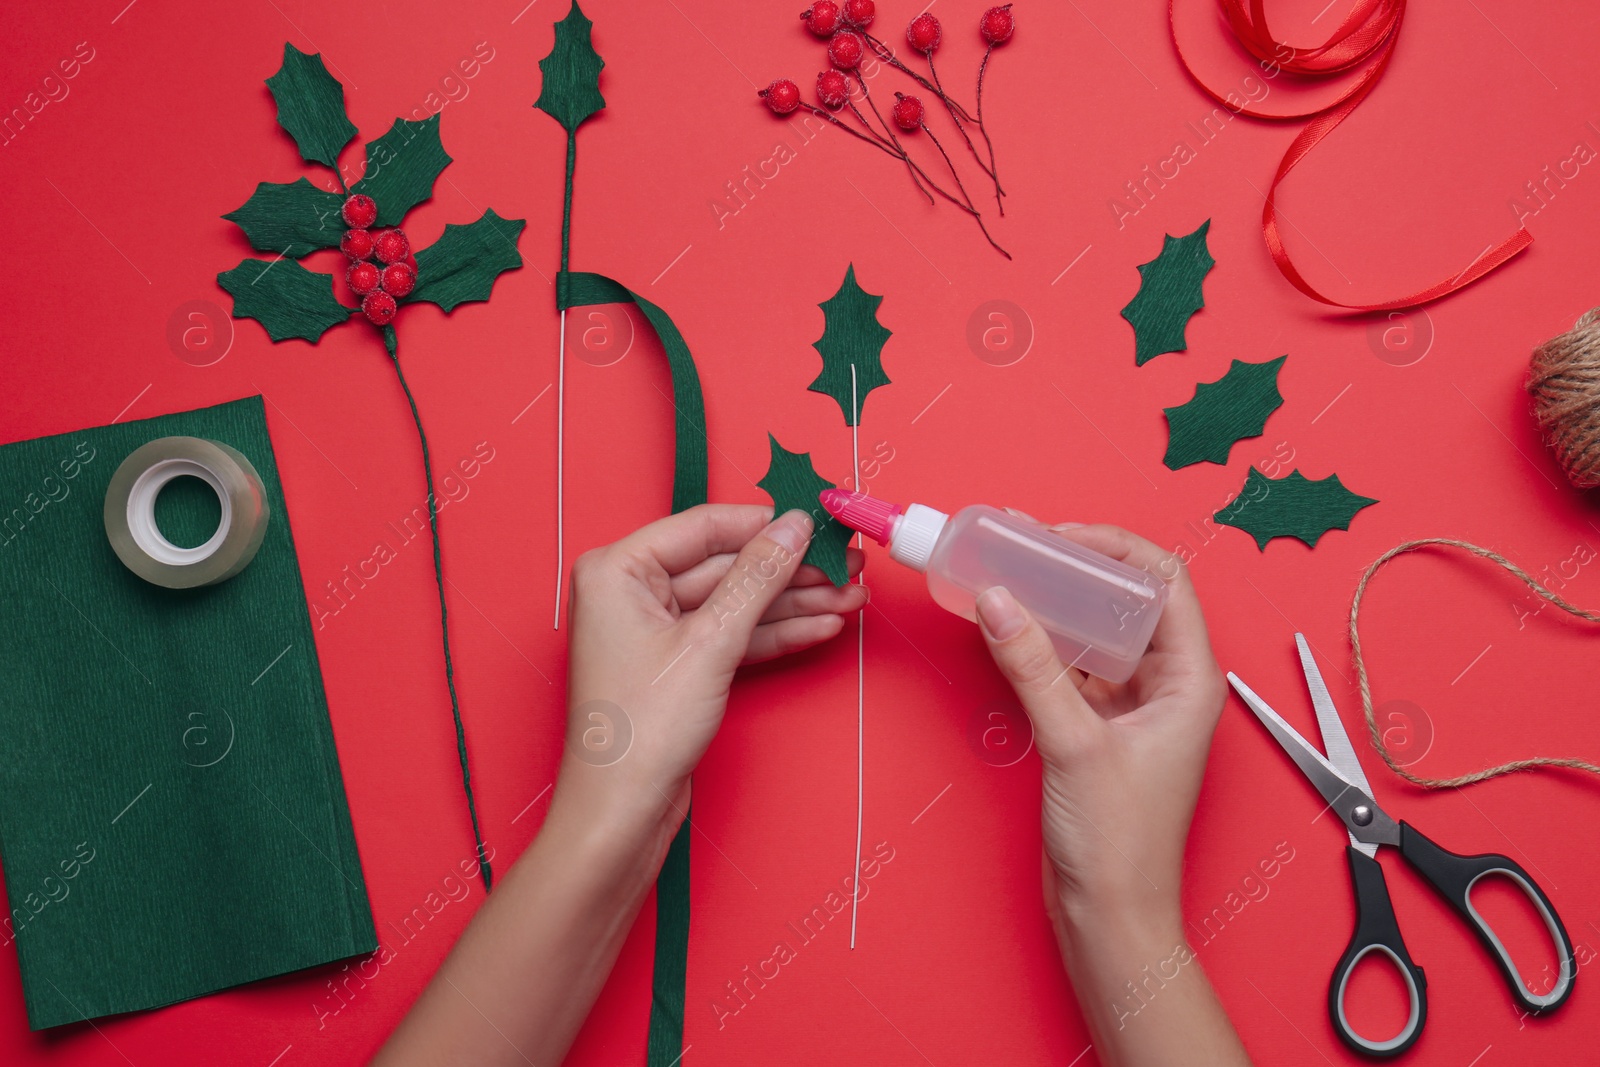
[816,69,849,110]
[347,260,380,296]
[892,93,924,131]
[380,262,417,298]
[340,228,373,260]
[372,228,411,265]
[800,1,841,36]
[907,13,941,53]
[759,79,801,115]
[827,30,865,70]
[841,0,875,29]
[342,194,377,228]
[980,4,1014,45]
[362,289,397,326]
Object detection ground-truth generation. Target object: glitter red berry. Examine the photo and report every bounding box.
[892,93,923,130]
[816,69,850,110]
[906,13,941,53]
[760,78,801,115]
[373,229,411,265]
[801,1,842,36]
[340,228,373,260]
[842,0,875,29]
[980,4,1014,44]
[348,260,380,296]
[828,30,865,69]
[362,289,397,326]
[380,262,417,298]
[341,194,377,229]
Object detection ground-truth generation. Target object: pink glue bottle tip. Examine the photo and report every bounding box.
[818,488,902,547]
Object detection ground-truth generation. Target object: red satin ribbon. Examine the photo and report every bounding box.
[1170,0,1532,310]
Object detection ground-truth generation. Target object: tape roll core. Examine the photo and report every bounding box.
[105,437,269,588]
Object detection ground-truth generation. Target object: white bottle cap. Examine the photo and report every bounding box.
[888,503,949,572]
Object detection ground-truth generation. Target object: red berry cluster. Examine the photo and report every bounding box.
[340,193,419,326]
[760,3,1015,257]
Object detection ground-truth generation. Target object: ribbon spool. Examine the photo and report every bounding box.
[104,437,269,589]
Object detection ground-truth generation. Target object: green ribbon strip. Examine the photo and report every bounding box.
[557,269,706,1061]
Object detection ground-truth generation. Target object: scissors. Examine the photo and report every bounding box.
[1228,635,1576,1057]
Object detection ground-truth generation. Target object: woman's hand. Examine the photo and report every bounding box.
[975,523,1248,1067]
[375,504,865,1067]
[559,503,866,838]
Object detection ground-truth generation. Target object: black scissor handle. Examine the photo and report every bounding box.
[1398,821,1576,1014]
[1330,847,1429,1057]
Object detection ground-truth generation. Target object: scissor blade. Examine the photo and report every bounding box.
[1295,633,1375,801]
[1227,672,1397,853]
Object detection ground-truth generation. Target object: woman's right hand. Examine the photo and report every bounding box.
[974,523,1247,1065]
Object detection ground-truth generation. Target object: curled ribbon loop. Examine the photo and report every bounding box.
[1170,0,1533,310]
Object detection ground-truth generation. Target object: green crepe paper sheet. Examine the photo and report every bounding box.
[1214,467,1379,549]
[0,396,375,1029]
[1162,355,1286,470]
[809,264,893,427]
[756,435,854,587]
[1121,220,1215,366]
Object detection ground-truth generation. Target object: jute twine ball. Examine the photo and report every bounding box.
[1528,308,1600,489]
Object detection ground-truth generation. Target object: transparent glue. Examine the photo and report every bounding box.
[819,489,1168,682]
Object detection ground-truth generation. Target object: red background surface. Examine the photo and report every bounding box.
[4,0,1600,1063]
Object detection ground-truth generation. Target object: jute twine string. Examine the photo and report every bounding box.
[1351,538,1600,788]
[1528,307,1600,489]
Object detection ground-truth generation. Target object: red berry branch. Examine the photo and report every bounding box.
[760,2,1016,257]
[336,193,421,326]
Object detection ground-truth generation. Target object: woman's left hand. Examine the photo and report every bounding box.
[560,503,866,834]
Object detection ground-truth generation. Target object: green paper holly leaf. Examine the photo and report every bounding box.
[756,434,854,586]
[536,0,606,134]
[1214,468,1378,550]
[407,210,526,312]
[222,177,346,259]
[218,258,351,343]
[350,114,452,228]
[1163,355,1286,470]
[809,264,893,426]
[1122,220,1215,366]
[265,43,358,168]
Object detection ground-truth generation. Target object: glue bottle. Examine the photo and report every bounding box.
[819,489,1167,682]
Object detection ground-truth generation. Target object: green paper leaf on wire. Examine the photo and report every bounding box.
[222,177,346,259]
[809,264,893,426]
[756,435,854,586]
[218,258,351,343]
[408,210,526,312]
[536,0,606,133]
[1163,355,1287,469]
[1122,220,1215,366]
[1214,467,1377,550]
[265,43,358,168]
[350,114,452,228]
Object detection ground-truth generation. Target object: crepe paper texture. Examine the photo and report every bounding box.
[1163,355,1286,470]
[556,273,708,512]
[1214,467,1378,549]
[535,7,712,1062]
[220,43,525,888]
[757,434,855,587]
[810,264,893,427]
[1121,220,1215,366]
[0,396,375,1030]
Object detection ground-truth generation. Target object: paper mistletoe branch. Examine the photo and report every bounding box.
[1122,219,1215,366]
[218,42,525,888]
[810,264,893,427]
[534,6,714,1063]
[1215,468,1378,549]
[1162,355,1285,469]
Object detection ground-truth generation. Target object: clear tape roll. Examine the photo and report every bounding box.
[104,436,270,589]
